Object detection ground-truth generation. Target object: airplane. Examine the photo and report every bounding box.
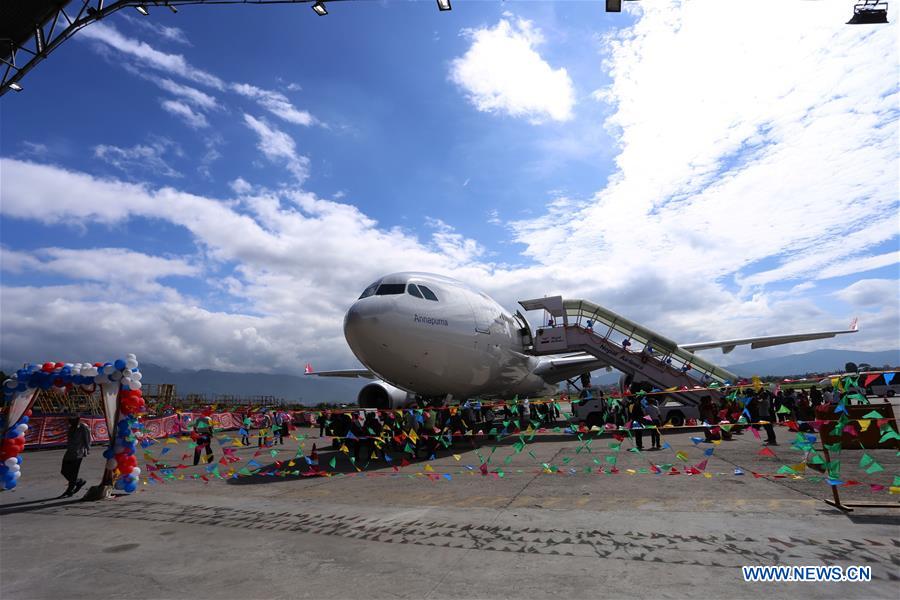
[308,272,858,409]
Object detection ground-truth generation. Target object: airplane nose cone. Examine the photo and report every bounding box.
[343,300,381,365]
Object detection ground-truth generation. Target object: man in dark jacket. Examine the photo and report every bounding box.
[61,415,91,497]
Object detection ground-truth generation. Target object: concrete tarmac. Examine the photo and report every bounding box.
[1,423,898,599]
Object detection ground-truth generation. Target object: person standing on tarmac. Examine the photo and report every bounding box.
[757,392,777,445]
[644,398,662,450]
[192,410,215,465]
[60,415,91,497]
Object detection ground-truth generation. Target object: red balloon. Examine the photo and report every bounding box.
[42,362,54,372]
[25,410,32,417]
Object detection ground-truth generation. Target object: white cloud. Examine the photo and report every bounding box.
[0,158,491,371]
[1,247,198,287]
[817,251,899,281]
[229,177,253,195]
[242,114,310,182]
[119,12,192,45]
[160,99,209,129]
[834,279,899,307]
[94,140,183,178]
[231,83,316,126]
[449,17,575,123]
[79,22,224,89]
[155,78,219,110]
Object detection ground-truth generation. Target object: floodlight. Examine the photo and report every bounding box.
[606,0,622,12]
[312,1,328,16]
[437,0,452,11]
[847,1,889,23]
[135,5,149,16]
[9,82,23,92]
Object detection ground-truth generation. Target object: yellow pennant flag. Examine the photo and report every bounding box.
[452,454,462,461]
[703,472,712,479]
[790,463,807,472]
[626,469,636,475]
[339,444,349,453]
[408,430,419,443]
[423,464,434,472]
[858,419,871,431]
[752,376,762,391]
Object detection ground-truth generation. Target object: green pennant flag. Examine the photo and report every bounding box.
[504,455,513,465]
[328,457,337,469]
[824,442,842,454]
[859,453,874,468]
[605,455,617,464]
[238,467,252,476]
[865,461,884,474]
[861,410,884,419]
[776,465,797,475]
[878,428,900,443]
[777,404,791,415]
[808,453,826,465]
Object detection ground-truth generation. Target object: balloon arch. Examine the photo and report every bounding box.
[2,355,146,493]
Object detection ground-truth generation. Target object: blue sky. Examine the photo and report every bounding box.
[1,0,898,373]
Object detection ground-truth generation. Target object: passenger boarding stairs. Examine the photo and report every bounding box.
[519,296,739,405]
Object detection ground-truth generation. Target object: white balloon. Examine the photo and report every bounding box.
[126,353,136,360]
[122,378,133,388]
[131,380,142,390]
[110,371,122,382]
[4,380,16,389]
[130,467,141,477]
[10,464,20,472]
[12,471,20,479]
[132,371,143,381]
[126,358,138,370]
[4,458,16,468]
[15,424,27,434]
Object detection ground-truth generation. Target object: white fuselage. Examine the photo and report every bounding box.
[343,273,555,399]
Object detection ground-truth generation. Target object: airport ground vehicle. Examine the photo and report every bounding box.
[569,395,700,427]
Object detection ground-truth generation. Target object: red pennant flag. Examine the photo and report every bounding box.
[400,458,410,468]
[479,463,488,476]
[758,447,777,457]
[693,459,708,472]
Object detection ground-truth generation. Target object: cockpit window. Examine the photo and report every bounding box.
[418,285,439,301]
[375,283,406,295]
[407,284,423,298]
[358,280,381,299]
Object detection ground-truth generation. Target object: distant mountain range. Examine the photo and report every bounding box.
[138,363,366,406]
[139,348,899,404]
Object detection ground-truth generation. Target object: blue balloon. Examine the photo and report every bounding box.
[20,416,29,424]
[103,448,114,459]
[16,456,22,464]
[123,483,137,493]
[114,359,126,371]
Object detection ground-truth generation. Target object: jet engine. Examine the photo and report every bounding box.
[357,380,417,409]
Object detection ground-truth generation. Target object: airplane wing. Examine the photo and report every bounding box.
[305,368,376,379]
[680,319,859,354]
